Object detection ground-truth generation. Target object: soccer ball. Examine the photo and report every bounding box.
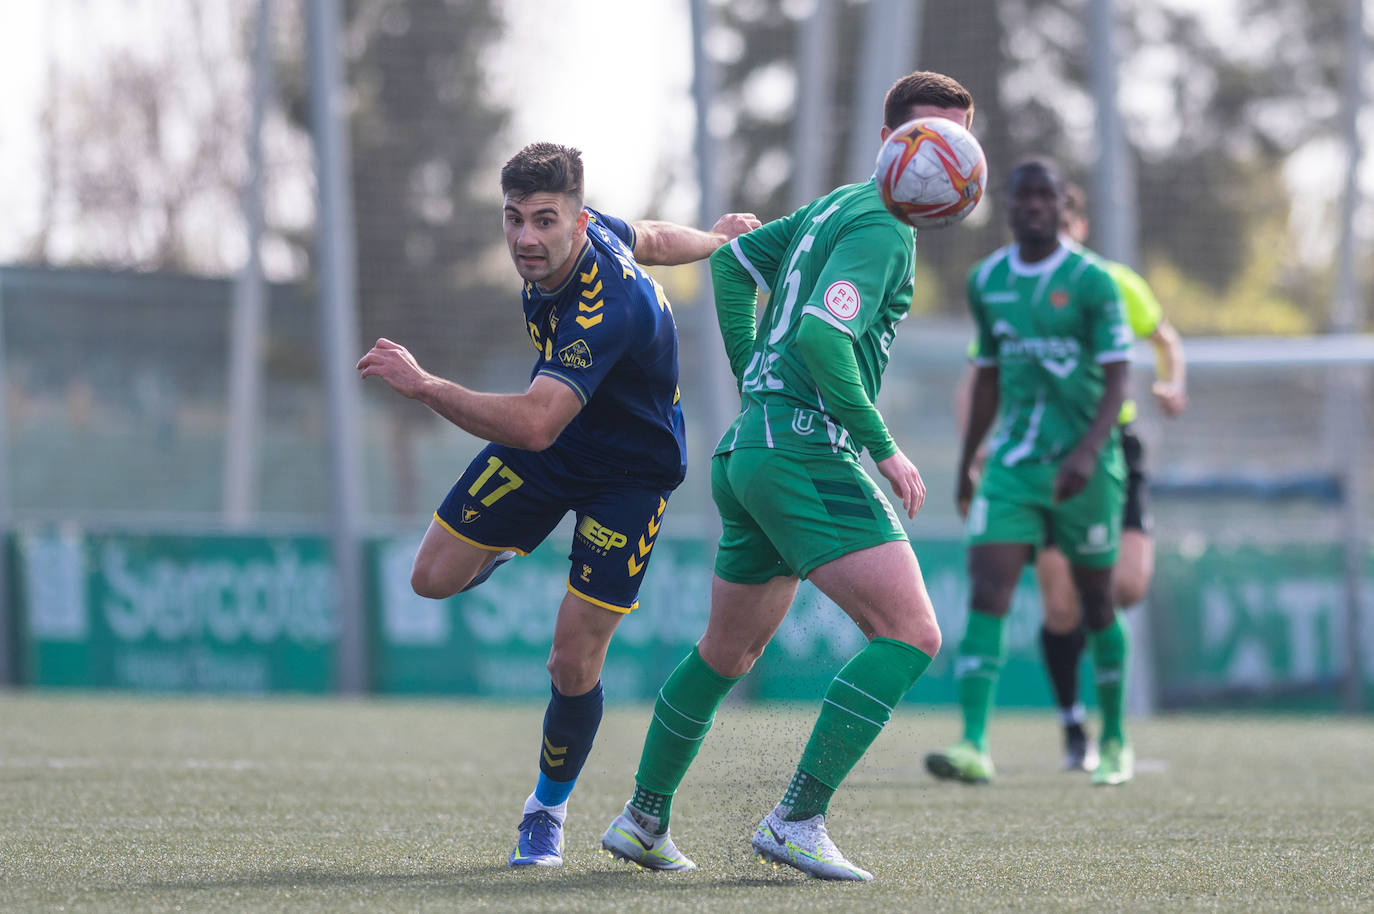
[875,116,987,229]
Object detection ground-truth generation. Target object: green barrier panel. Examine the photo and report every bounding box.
[15,529,336,692]
[21,528,1366,707]
[1150,542,1374,710]
[369,532,716,699]
[370,533,1060,707]
[750,539,1055,706]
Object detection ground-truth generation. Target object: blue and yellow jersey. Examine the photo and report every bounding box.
[521,208,687,487]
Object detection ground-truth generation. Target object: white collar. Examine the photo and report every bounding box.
[1008,242,1068,276]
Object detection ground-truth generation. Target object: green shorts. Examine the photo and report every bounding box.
[965,448,1126,568]
[711,447,908,584]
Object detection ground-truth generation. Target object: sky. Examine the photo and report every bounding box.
[0,0,697,263]
[488,0,697,222]
[0,0,249,264]
[0,2,55,256]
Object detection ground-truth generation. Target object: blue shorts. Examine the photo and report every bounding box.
[435,443,674,612]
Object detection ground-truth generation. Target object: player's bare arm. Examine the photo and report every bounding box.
[357,337,581,451]
[953,363,991,480]
[956,364,1000,517]
[1148,318,1188,416]
[1053,359,1129,503]
[631,213,761,266]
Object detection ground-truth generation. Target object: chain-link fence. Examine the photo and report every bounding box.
[2,0,1371,701]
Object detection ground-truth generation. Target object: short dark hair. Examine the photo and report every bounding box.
[500,142,584,206]
[1008,156,1065,194]
[883,71,975,129]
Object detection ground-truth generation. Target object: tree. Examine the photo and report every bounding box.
[274,0,511,381]
[23,3,256,274]
[702,0,1366,331]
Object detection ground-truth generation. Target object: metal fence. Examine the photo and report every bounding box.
[2,0,1371,704]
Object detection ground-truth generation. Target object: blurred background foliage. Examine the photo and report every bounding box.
[14,0,1368,347]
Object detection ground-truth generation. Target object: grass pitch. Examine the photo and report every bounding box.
[2,693,1371,913]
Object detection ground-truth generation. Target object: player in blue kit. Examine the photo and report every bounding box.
[358,142,758,868]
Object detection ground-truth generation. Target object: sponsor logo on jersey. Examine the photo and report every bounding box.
[1042,356,1079,378]
[1051,289,1069,308]
[558,338,594,370]
[999,334,1081,366]
[824,280,861,320]
[577,516,627,554]
[791,409,816,436]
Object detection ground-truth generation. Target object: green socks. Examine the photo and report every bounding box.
[956,610,1007,753]
[784,637,933,821]
[1089,615,1129,744]
[630,646,742,830]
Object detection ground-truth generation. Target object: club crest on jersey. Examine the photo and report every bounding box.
[824,280,861,320]
[461,505,480,524]
[1050,289,1069,308]
[558,339,593,370]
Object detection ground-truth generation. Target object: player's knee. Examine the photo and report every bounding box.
[410,564,453,600]
[546,653,600,696]
[908,620,941,659]
[1113,572,1149,608]
[868,601,941,656]
[1041,597,1080,634]
[697,636,763,679]
[969,579,1015,616]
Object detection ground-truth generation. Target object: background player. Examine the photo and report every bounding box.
[358,142,758,868]
[1036,182,1188,770]
[600,71,974,882]
[926,157,1136,788]
[950,183,1188,770]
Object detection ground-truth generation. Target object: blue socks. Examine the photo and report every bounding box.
[532,681,604,810]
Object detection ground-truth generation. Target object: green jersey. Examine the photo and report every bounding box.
[968,242,1132,467]
[712,180,915,460]
[966,246,1161,425]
